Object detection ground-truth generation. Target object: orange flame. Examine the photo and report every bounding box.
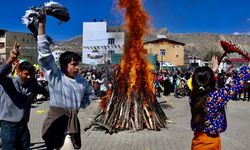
[117,0,154,98]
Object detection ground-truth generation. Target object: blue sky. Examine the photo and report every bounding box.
[1,0,250,41]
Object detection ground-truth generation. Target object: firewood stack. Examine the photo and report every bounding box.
[91,75,168,133]
[85,0,168,133]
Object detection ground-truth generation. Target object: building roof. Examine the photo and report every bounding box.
[224,57,248,63]
[144,38,185,46]
[0,29,7,35]
[186,56,204,60]
[0,29,7,32]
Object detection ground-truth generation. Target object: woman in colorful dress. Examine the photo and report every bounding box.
[190,56,250,150]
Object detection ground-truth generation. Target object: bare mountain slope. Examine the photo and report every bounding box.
[52,28,250,59]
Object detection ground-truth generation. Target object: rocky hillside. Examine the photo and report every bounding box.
[52,28,250,60]
[51,35,82,53]
[147,28,250,59]
[166,32,250,59]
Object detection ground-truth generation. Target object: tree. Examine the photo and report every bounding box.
[204,50,223,61]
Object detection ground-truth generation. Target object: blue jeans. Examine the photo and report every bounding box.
[174,84,178,97]
[0,121,30,150]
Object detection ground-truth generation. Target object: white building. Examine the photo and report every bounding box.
[52,50,64,62]
[187,56,207,67]
[82,21,125,65]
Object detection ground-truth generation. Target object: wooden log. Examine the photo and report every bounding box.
[142,111,150,129]
[121,99,129,129]
[112,98,125,128]
[87,81,168,132]
[130,118,136,131]
[153,111,164,128]
[103,91,115,123]
[125,100,131,129]
[155,114,166,127]
[134,96,139,130]
[91,121,116,134]
[144,105,153,129]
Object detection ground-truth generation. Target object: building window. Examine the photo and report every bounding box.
[0,43,4,48]
[107,60,111,64]
[108,50,115,55]
[108,38,115,45]
[160,49,166,56]
[92,50,99,53]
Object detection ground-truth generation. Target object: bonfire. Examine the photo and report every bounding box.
[85,0,168,133]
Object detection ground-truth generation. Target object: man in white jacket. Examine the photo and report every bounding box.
[37,18,94,150]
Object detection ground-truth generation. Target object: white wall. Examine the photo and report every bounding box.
[52,50,64,62]
[189,59,206,66]
[0,37,5,43]
[82,22,125,65]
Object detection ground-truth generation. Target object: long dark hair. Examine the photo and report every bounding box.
[190,66,216,130]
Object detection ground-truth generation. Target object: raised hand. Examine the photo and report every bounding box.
[7,42,20,64]
[38,16,46,36]
[211,56,219,73]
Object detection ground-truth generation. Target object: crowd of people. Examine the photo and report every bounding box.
[154,65,250,102]
[1,20,250,150]
[154,68,192,98]
[1,45,250,150]
[1,44,250,150]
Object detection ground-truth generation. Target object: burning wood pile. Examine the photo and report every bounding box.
[85,0,168,133]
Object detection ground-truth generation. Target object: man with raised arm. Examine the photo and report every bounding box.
[37,17,94,149]
[0,42,48,149]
